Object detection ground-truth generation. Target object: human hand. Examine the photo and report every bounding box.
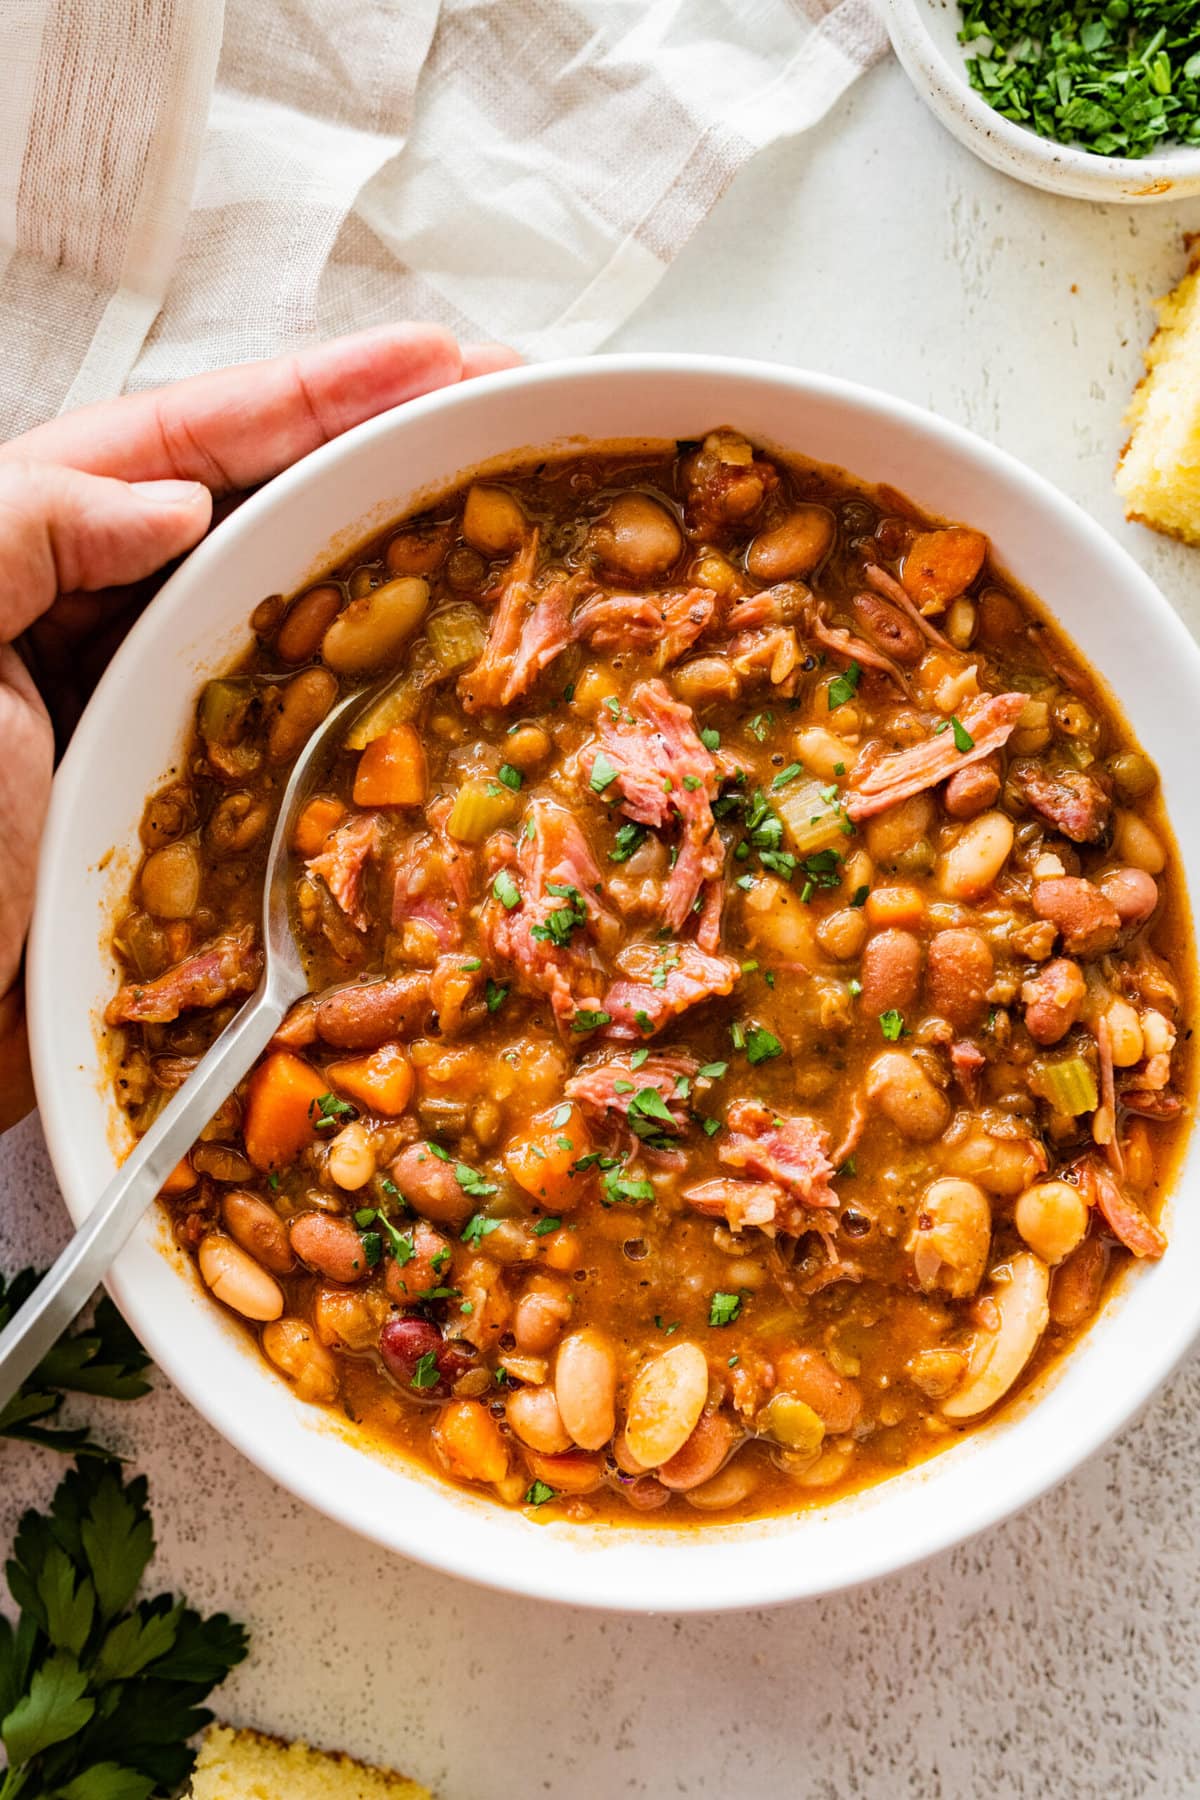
[0,326,518,1129]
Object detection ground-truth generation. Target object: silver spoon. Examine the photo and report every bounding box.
[0,679,382,1411]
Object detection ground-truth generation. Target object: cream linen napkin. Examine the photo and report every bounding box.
[0,0,886,435]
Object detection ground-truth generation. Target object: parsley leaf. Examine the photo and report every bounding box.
[0,1275,151,1454]
[485,978,509,1013]
[410,1352,440,1390]
[590,751,619,795]
[879,1009,906,1041]
[525,1480,557,1506]
[827,660,861,710]
[456,1163,498,1199]
[532,1216,562,1236]
[709,1291,742,1327]
[609,821,648,864]
[529,884,587,949]
[770,762,803,791]
[744,1026,783,1066]
[571,1009,611,1033]
[308,1092,356,1133]
[461,1213,501,1247]
[492,869,521,910]
[951,714,975,752]
[497,763,523,790]
[700,727,721,752]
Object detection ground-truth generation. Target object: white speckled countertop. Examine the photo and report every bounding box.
[6,56,1200,1800]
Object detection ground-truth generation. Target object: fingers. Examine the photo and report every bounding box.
[0,652,52,998]
[0,323,467,496]
[0,983,37,1134]
[0,462,212,639]
[460,342,524,379]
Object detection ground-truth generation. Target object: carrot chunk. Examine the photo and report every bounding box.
[504,1103,593,1209]
[292,793,347,858]
[326,1042,414,1117]
[864,884,926,930]
[353,724,427,808]
[243,1049,331,1171]
[159,1156,196,1196]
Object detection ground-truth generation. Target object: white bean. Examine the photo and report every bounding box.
[320,577,429,674]
[326,1121,377,1190]
[1112,810,1165,875]
[554,1328,617,1451]
[908,1177,991,1298]
[937,810,1014,900]
[198,1233,284,1321]
[941,1252,1049,1420]
[625,1340,709,1469]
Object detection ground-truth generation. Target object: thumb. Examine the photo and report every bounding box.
[0,459,212,640]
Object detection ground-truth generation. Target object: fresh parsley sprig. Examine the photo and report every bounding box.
[0,1274,151,1456]
[0,1458,247,1800]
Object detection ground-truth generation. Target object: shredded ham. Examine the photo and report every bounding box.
[586,678,725,939]
[307,812,379,931]
[1078,1157,1165,1260]
[810,607,911,696]
[565,1050,698,1133]
[719,1099,838,1210]
[845,690,1026,821]
[106,926,261,1025]
[572,586,716,667]
[683,1178,783,1233]
[459,531,572,712]
[482,800,616,1034]
[863,563,955,651]
[603,940,740,1039]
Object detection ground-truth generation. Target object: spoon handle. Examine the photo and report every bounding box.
[0,980,287,1410]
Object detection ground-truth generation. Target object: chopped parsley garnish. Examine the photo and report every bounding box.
[525,1480,557,1506]
[497,762,523,790]
[485,978,509,1013]
[530,882,587,948]
[590,750,620,795]
[359,1231,382,1267]
[308,1091,356,1132]
[650,949,680,990]
[630,1047,650,1069]
[462,1212,501,1246]
[834,760,846,776]
[746,711,773,742]
[798,848,843,891]
[771,762,803,790]
[456,1162,498,1198]
[744,1025,783,1065]
[627,1086,678,1147]
[571,1009,612,1033]
[709,1291,742,1327]
[613,1079,635,1094]
[683,774,703,792]
[354,1207,378,1227]
[960,1,1200,161]
[838,1155,858,1177]
[848,977,863,997]
[602,1162,656,1206]
[533,1215,563,1235]
[850,883,870,908]
[827,659,861,710]
[879,1009,906,1041]
[410,1351,440,1390]
[380,1217,415,1265]
[493,869,521,910]
[634,1009,654,1034]
[551,1102,573,1127]
[427,1142,452,1161]
[741,788,797,881]
[609,821,649,863]
[736,873,753,891]
[698,1061,728,1079]
[700,1115,723,1137]
[951,714,975,752]
[730,1020,746,1050]
[655,1315,681,1334]
[700,727,721,751]
[461,956,482,971]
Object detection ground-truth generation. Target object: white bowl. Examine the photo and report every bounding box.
[879,0,1200,204]
[28,355,1200,1612]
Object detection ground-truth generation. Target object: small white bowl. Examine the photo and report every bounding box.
[879,0,1200,204]
[28,356,1200,1611]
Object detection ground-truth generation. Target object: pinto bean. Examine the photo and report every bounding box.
[389,1141,474,1228]
[554,1327,617,1450]
[943,760,1001,821]
[1098,866,1159,925]
[658,1411,739,1492]
[140,841,201,919]
[590,493,683,578]
[1032,877,1121,957]
[261,1317,339,1403]
[685,1458,760,1511]
[1048,1236,1109,1327]
[926,929,993,1029]
[514,1275,573,1355]
[507,1384,572,1454]
[938,811,1014,900]
[266,667,338,763]
[276,584,342,663]
[1020,957,1085,1045]
[849,592,923,664]
[221,1189,295,1275]
[384,1220,451,1307]
[314,974,432,1049]
[908,1176,991,1298]
[866,1049,950,1141]
[289,1212,370,1283]
[624,1341,709,1469]
[774,1345,862,1434]
[385,525,451,577]
[859,929,922,1016]
[198,1234,284,1321]
[431,1398,508,1484]
[747,506,835,580]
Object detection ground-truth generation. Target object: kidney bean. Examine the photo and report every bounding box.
[389,1142,474,1229]
[275,584,342,664]
[514,1276,573,1355]
[1020,957,1086,1046]
[943,760,1001,821]
[221,1189,295,1275]
[746,506,835,580]
[1032,877,1121,956]
[925,928,993,1029]
[380,1316,444,1390]
[849,592,922,664]
[774,1345,862,1433]
[384,1219,452,1307]
[314,975,433,1050]
[289,1212,370,1283]
[658,1411,739,1492]
[859,929,922,1016]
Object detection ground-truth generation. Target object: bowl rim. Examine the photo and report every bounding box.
[876,0,1200,191]
[27,351,1200,1612]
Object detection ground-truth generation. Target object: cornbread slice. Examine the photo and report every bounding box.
[1117,240,1200,545]
[189,1724,432,1799]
